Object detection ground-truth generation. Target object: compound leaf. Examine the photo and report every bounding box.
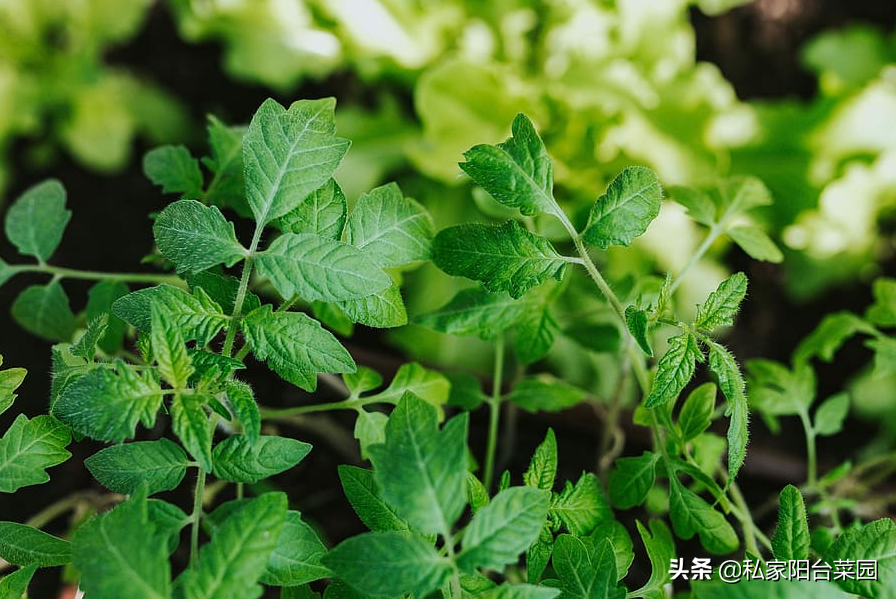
[458,486,551,572]
[73,490,170,599]
[583,166,663,249]
[771,485,809,561]
[241,306,355,391]
[345,182,433,267]
[0,522,70,567]
[153,200,245,274]
[459,113,558,219]
[212,435,311,483]
[337,465,410,533]
[5,179,70,261]
[85,439,189,495]
[644,333,700,409]
[550,473,611,536]
[54,366,163,443]
[11,282,75,341]
[433,221,566,299]
[368,393,468,535]
[175,493,287,599]
[323,532,450,598]
[243,98,349,226]
[695,273,748,331]
[143,145,203,197]
[256,233,390,302]
[261,511,329,586]
[276,179,346,240]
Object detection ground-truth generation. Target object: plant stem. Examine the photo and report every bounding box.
[222,223,264,357]
[261,399,358,419]
[668,223,723,295]
[24,491,122,529]
[798,408,818,488]
[483,337,505,492]
[727,478,767,556]
[15,264,184,286]
[190,467,207,565]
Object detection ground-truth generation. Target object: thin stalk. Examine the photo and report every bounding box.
[798,409,818,488]
[668,223,722,295]
[190,467,207,565]
[15,264,183,286]
[261,399,357,419]
[24,491,122,529]
[441,523,463,599]
[728,480,772,555]
[483,337,505,492]
[222,224,264,357]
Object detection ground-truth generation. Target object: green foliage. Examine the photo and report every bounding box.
[0,414,71,493]
[0,522,70,567]
[824,518,896,598]
[153,201,246,274]
[212,435,311,483]
[4,180,70,262]
[772,485,810,561]
[583,167,663,249]
[85,439,189,495]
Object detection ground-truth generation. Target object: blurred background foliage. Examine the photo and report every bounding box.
[2,0,896,378]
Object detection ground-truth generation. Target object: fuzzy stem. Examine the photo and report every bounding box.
[222,223,264,357]
[261,399,358,419]
[14,264,184,286]
[190,467,206,565]
[483,337,505,492]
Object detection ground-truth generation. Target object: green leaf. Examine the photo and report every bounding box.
[668,478,738,554]
[241,306,355,391]
[415,287,529,339]
[5,179,70,261]
[353,410,387,460]
[794,312,871,363]
[553,536,625,599]
[143,145,203,197]
[224,380,260,445]
[563,323,621,354]
[151,305,194,389]
[176,493,288,599]
[343,367,383,398]
[607,452,659,509]
[171,393,212,472]
[678,383,716,442]
[257,233,391,303]
[85,439,189,495]
[0,363,26,417]
[527,524,553,584]
[53,366,163,442]
[368,393,468,535]
[345,182,434,268]
[261,511,329,586]
[73,490,171,599]
[468,473,490,514]
[367,362,450,409]
[644,333,700,409]
[707,342,749,481]
[243,98,350,226]
[153,200,245,274]
[771,485,810,561]
[669,186,715,226]
[113,284,227,345]
[203,115,247,215]
[186,272,259,316]
[625,306,653,357]
[0,258,15,288]
[824,518,896,598]
[459,113,559,219]
[727,225,783,263]
[213,435,311,483]
[0,522,70,567]
[867,278,896,327]
[550,473,611,536]
[433,221,567,299]
[587,520,633,581]
[323,531,450,597]
[695,272,748,331]
[336,283,407,328]
[0,414,70,493]
[692,579,846,599]
[583,166,663,249]
[524,429,557,492]
[814,393,849,436]
[507,376,588,413]
[630,520,675,599]
[311,300,354,336]
[86,280,130,355]
[71,315,109,361]
[0,564,36,599]
[337,465,409,533]
[476,584,561,599]
[147,499,190,555]
[11,282,75,341]
[276,179,346,240]
[458,486,551,572]
[514,304,558,365]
